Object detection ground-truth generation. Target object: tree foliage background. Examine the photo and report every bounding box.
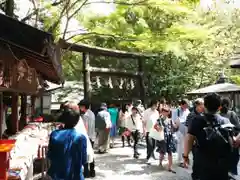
[2,0,240,100]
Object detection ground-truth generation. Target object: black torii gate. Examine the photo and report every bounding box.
[59,39,156,104]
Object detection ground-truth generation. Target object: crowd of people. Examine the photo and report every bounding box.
[45,93,240,180]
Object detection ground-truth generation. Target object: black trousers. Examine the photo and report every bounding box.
[192,145,200,179]
[121,135,131,146]
[229,147,239,175]
[84,139,95,177]
[132,130,140,155]
[146,132,156,159]
[198,158,229,180]
[199,172,229,180]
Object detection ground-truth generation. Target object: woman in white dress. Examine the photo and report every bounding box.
[119,104,131,147]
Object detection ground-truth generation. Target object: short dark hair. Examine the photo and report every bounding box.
[78,99,90,109]
[132,106,138,111]
[58,105,80,129]
[150,99,159,107]
[121,104,128,113]
[159,98,166,104]
[204,93,221,113]
[220,97,231,114]
[60,101,68,110]
[179,99,189,106]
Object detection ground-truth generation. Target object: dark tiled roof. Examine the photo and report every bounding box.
[188,83,240,94]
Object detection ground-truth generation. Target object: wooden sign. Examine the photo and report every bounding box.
[11,60,39,93]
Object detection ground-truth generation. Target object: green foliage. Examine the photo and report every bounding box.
[73,0,240,100]
[230,75,240,85]
[11,0,240,100]
[61,51,82,80]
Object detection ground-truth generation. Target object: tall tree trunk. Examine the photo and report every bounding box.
[5,0,14,16]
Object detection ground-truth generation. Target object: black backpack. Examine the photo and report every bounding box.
[203,115,233,162]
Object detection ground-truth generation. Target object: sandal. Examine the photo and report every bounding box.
[168,169,176,174]
[158,163,164,169]
[178,163,185,168]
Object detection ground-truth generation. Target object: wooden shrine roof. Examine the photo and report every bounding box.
[59,39,157,59]
[0,14,63,84]
[0,13,53,54]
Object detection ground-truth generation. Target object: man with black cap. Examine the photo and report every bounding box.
[95,103,112,153]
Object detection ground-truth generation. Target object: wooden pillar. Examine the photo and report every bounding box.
[0,93,3,138]
[82,53,91,101]
[138,58,145,104]
[31,96,36,119]
[40,96,43,115]
[11,93,18,134]
[19,95,27,130]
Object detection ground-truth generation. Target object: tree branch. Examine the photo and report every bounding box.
[61,0,89,39]
[48,0,71,33]
[85,0,149,6]
[68,0,89,20]
[21,0,64,22]
[57,28,87,36]
[30,0,38,27]
[62,3,70,39]
[65,32,144,42]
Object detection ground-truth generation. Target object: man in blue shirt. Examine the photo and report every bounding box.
[47,104,87,180]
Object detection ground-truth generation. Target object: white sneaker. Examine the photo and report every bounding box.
[146,158,153,164]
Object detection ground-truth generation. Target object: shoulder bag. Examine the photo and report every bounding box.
[149,119,164,141]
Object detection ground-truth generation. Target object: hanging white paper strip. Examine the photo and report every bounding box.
[96,76,101,88]
[130,79,134,89]
[119,78,124,89]
[109,77,113,88]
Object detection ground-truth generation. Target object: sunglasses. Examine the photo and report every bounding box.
[162,108,170,112]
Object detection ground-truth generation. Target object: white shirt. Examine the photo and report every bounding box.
[75,117,94,163]
[143,108,159,132]
[179,108,190,123]
[126,114,143,132]
[82,109,95,140]
[119,110,130,127]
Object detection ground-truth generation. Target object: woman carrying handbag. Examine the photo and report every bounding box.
[154,107,179,173]
[126,106,143,159]
[118,104,132,147]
